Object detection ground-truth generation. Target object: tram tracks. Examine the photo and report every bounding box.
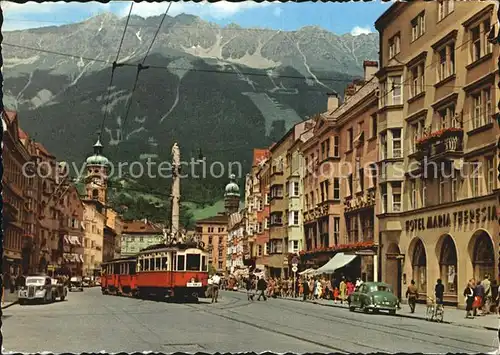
[235,294,497,353]
[181,298,377,353]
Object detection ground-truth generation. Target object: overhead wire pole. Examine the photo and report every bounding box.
[118,2,173,145]
[496,0,500,292]
[98,2,134,137]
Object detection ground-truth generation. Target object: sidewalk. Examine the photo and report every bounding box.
[2,291,19,309]
[237,290,499,331]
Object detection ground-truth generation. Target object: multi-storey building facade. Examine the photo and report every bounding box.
[254,155,271,274]
[286,124,312,256]
[335,61,380,282]
[196,214,228,271]
[104,209,123,261]
[120,219,164,257]
[2,111,30,275]
[268,121,311,278]
[375,0,499,305]
[60,183,85,276]
[227,211,245,273]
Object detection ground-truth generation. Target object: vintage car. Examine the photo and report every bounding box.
[348,282,398,315]
[82,277,92,287]
[18,276,68,305]
[69,276,84,292]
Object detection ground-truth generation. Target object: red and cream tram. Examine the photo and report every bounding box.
[101,241,209,300]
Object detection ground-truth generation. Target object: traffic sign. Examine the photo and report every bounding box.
[292,266,298,273]
[291,256,299,265]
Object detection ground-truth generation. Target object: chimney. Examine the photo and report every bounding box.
[363,60,378,81]
[326,92,339,112]
[344,84,357,103]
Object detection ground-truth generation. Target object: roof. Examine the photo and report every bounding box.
[327,78,378,121]
[196,214,228,225]
[139,240,205,253]
[3,110,17,124]
[35,142,55,158]
[252,149,270,167]
[18,128,28,139]
[122,220,163,234]
[374,1,405,31]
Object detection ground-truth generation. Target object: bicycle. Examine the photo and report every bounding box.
[425,296,444,322]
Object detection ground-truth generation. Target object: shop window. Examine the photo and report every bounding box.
[439,235,457,294]
[412,239,427,293]
[472,231,494,281]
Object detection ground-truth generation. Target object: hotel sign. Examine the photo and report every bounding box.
[405,205,497,232]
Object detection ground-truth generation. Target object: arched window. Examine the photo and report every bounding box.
[439,235,457,294]
[412,239,427,293]
[473,232,494,281]
[92,189,99,199]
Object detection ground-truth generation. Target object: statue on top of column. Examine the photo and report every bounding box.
[172,142,180,165]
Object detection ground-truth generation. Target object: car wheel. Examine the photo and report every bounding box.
[349,306,355,312]
[361,303,369,313]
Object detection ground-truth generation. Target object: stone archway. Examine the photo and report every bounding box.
[411,238,427,294]
[471,229,495,281]
[385,243,402,299]
[437,234,458,297]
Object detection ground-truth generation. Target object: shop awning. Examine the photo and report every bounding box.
[312,253,357,275]
[299,268,316,275]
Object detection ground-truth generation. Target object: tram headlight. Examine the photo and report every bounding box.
[190,277,195,283]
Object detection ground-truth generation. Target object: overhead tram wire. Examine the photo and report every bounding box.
[98,2,134,136]
[117,2,173,152]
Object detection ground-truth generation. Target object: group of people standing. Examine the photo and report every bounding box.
[405,274,499,318]
[463,274,498,318]
[300,276,362,303]
[240,274,362,304]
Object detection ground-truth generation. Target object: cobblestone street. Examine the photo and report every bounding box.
[2,288,499,353]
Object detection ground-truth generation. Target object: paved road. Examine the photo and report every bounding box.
[2,288,499,353]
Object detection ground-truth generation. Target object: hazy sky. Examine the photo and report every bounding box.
[2,1,392,34]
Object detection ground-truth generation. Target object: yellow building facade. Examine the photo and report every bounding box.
[375,0,499,306]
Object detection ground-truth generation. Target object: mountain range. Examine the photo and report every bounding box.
[3,12,378,211]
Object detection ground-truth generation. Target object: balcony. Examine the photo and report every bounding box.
[415,128,463,161]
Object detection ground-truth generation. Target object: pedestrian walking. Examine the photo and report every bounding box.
[211,273,221,303]
[473,280,484,316]
[246,276,255,301]
[435,279,444,305]
[339,277,347,304]
[464,280,475,319]
[481,274,491,315]
[302,277,309,302]
[405,280,419,313]
[491,279,498,314]
[257,276,267,301]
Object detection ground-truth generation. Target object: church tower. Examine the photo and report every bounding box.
[85,136,109,204]
[224,174,240,215]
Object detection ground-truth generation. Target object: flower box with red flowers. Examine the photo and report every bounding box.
[415,127,463,151]
[299,240,375,256]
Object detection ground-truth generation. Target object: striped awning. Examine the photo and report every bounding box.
[64,235,82,246]
[63,253,83,263]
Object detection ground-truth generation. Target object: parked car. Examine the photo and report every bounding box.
[348,282,398,315]
[18,275,68,305]
[82,277,92,287]
[69,277,84,292]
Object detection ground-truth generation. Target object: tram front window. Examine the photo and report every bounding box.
[186,254,201,271]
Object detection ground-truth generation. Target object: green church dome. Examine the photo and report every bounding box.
[85,137,109,166]
[225,174,240,197]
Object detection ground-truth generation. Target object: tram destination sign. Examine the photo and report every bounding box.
[405,205,497,232]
